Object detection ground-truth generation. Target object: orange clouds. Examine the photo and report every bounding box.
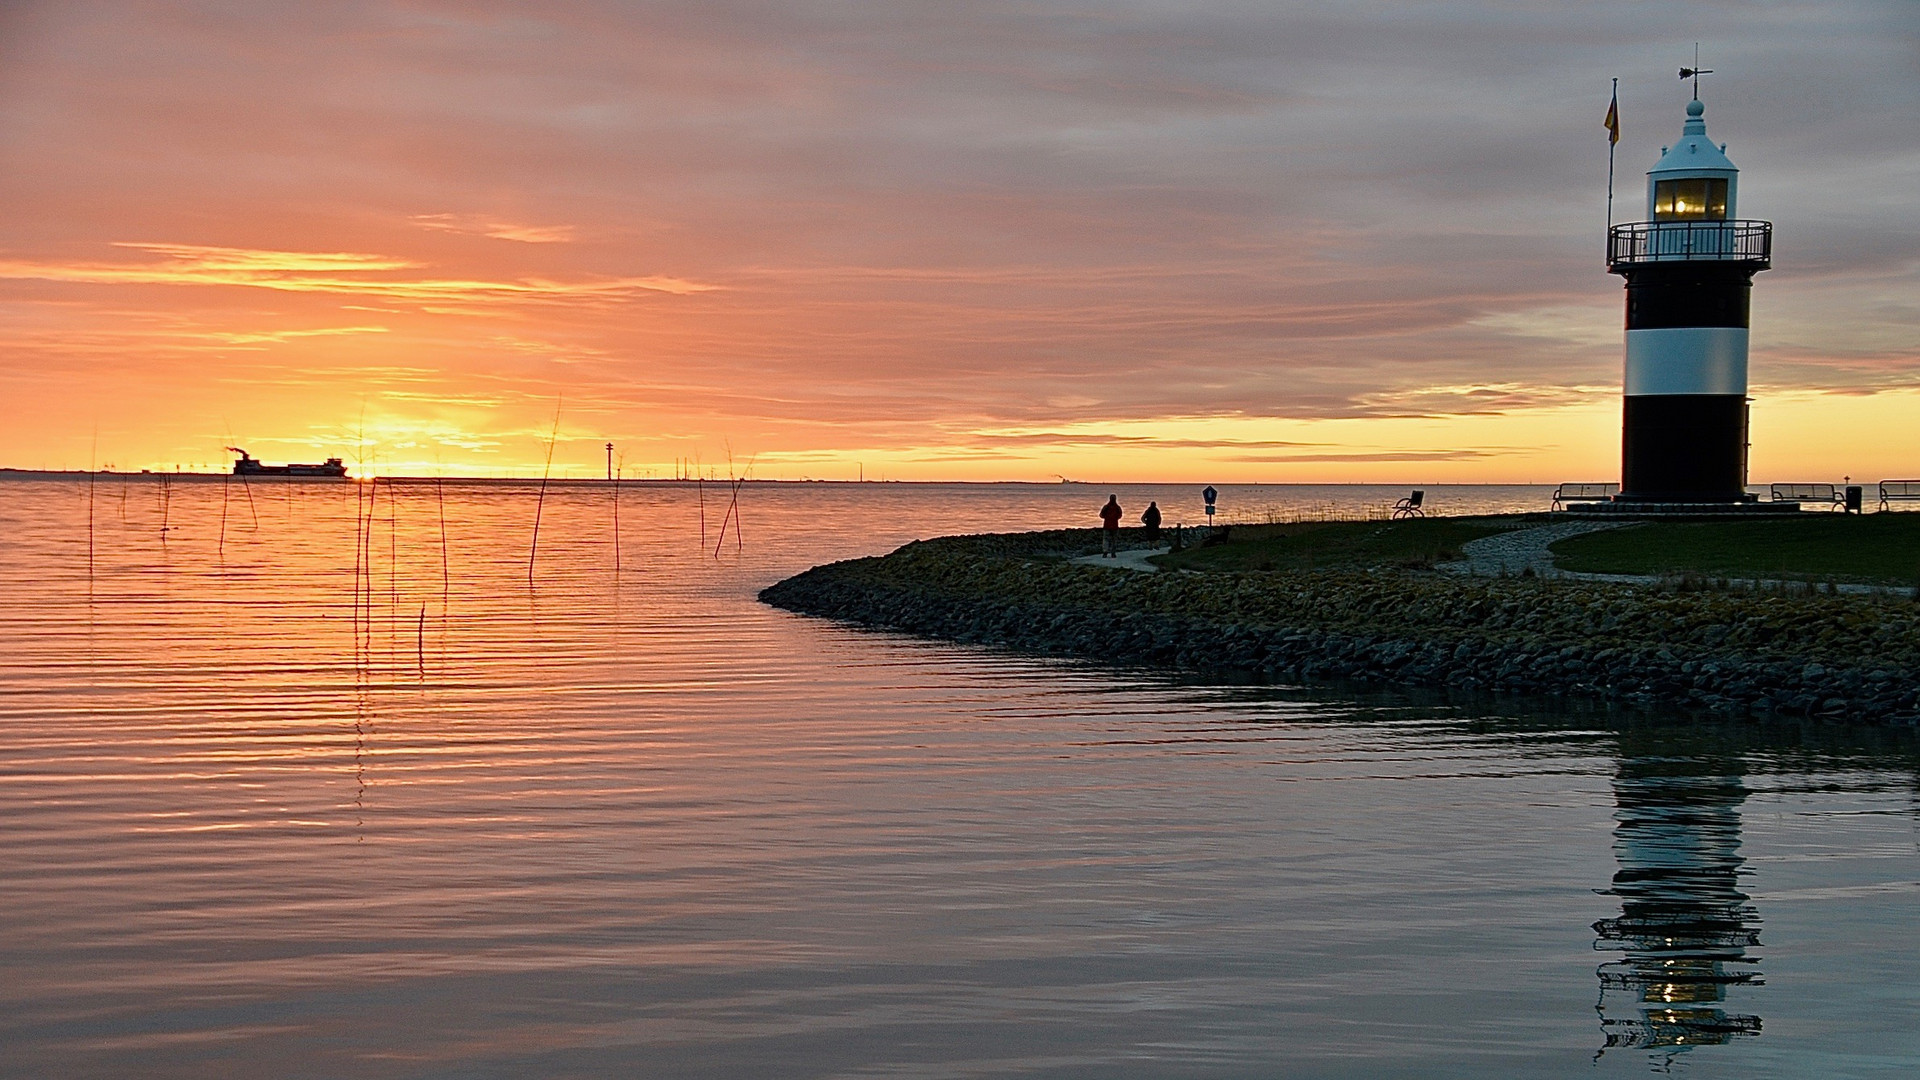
[0,242,716,304]
[0,2,1914,479]
[410,214,578,244]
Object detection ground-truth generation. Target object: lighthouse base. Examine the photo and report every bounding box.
[1554,499,1802,519]
[1620,394,1748,501]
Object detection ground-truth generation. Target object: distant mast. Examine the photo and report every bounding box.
[1605,69,1771,503]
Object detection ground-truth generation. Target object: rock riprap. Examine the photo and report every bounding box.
[760,530,1920,724]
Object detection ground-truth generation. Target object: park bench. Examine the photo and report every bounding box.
[1391,490,1424,520]
[1770,483,1844,510]
[1552,482,1617,511]
[1880,480,1920,511]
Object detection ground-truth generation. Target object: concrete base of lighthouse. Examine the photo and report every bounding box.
[1554,500,1802,519]
[1619,394,1749,501]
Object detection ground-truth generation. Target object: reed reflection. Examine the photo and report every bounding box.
[1594,731,1762,1062]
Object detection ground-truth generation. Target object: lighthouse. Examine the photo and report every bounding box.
[1606,95,1771,502]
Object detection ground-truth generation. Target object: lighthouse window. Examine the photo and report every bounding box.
[1654,178,1729,221]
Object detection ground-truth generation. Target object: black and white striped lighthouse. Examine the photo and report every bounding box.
[1607,96,1772,502]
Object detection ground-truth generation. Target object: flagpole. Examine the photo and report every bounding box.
[1606,77,1618,231]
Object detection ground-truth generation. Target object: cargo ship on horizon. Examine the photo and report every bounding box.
[227,447,348,478]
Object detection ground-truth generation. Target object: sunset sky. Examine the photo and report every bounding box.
[1,1,1915,481]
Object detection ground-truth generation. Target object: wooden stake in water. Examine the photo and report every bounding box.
[388,484,397,618]
[218,473,230,557]
[712,453,755,557]
[363,479,379,629]
[435,475,449,606]
[239,467,258,530]
[356,481,367,635]
[612,451,623,574]
[528,399,562,585]
[352,481,363,632]
[86,434,97,584]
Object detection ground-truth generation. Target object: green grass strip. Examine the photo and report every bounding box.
[1550,514,1920,586]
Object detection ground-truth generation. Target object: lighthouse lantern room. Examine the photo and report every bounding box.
[1606,95,1771,502]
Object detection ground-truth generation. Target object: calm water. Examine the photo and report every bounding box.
[2,478,1917,1078]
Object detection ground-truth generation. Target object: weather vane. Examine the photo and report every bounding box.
[1679,43,1712,101]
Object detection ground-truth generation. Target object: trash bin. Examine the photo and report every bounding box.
[1844,485,1863,514]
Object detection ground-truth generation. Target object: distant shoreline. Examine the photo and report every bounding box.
[0,469,1563,486]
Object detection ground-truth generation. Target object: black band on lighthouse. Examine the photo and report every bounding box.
[1625,263,1752,330]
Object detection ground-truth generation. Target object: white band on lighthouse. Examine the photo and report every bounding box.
[1624,327,1748,396]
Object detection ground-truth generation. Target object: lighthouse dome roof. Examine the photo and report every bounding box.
[1650,98,1737,176]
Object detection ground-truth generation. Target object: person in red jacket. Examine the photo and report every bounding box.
[1099,495,1123,558]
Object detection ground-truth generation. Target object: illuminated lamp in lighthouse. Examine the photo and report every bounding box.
[1606,95,1771,502]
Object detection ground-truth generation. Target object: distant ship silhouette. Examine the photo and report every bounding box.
[227,447,348,478]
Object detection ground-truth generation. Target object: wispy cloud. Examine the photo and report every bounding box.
[1220,449,1507,464]
[198,325,390,346]
[411,213,577,244]
[1349,382,1615,419]
[965,429,1325,451]
[0,243,716,303]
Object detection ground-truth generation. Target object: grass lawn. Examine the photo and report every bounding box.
[1152,517,1516,572]
[1549,512,1920,586]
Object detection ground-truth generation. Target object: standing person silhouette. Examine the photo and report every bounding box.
[1099,495,1123,558]
[1140,501,1162,547]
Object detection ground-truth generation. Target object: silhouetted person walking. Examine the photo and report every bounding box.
[1141,501,1161,547]
[1099,495,1123,557]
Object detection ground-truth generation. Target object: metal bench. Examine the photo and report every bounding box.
[1552,482,1617,511]
[1880,480,1920,511]
[1391,490,1424,520]
[1770,482,1844,509]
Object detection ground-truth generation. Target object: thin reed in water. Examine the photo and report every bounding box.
[352,481,366,641]
[86,430,97,583]
[361,479,379,633]
[86,466,96,583]
[711,453,754,557]
[435,476,449,605]
[529,400,561,585]
[714,476,742,557]
[238,468,258,529]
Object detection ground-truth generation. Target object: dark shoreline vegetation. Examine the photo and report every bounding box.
[761,524,1920,726]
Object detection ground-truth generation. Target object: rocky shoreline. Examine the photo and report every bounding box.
[760,529,1920,725]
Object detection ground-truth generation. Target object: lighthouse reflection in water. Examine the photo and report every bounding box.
[1594,732,1762,1058]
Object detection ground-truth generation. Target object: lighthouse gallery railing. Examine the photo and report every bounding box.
[1607,220,1772,270]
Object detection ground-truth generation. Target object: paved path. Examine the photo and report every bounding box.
[1442,521,1903,595]
[1070,547,1164,572]
[1439,521,1627,577]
